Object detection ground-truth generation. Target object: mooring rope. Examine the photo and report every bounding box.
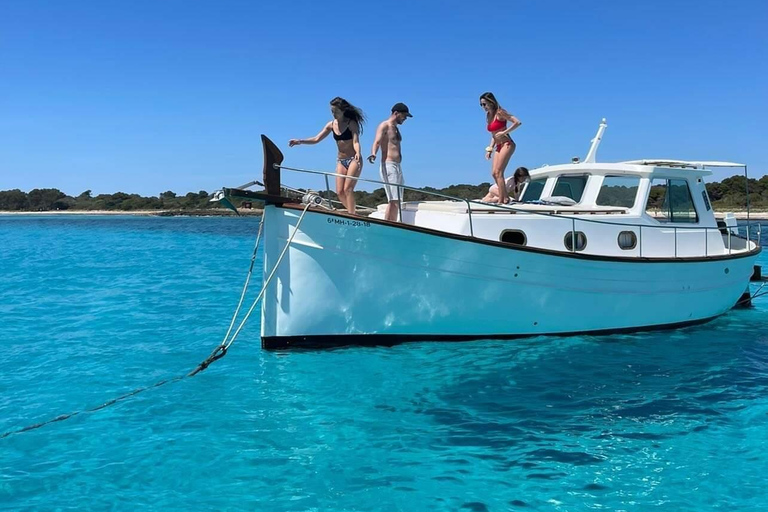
[189,202,312,372]
[1,203,312,440]
[735,281,768,307]
[220,218,264,346]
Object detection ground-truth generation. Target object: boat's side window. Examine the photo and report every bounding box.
[596,176,640,208]
[563,231,587,251]
[645,179,699,223]
[552,175,588,202]
[617,231,638,250]
[500,230,527,246]
[521,179,546,202]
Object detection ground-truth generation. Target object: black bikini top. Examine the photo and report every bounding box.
[332,123,353,141]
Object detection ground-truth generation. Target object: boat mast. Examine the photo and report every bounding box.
[584,118,607,164]
[744,165,750,223]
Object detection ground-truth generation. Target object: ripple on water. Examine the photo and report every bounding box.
[0,217,767,511]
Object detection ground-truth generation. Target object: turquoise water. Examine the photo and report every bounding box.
[1,216,767,511]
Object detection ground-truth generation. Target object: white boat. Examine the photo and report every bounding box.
[219,120,762,349]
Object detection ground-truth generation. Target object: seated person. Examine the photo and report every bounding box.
[482,166,530,203]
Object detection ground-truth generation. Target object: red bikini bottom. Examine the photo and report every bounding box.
[495,139,515,152]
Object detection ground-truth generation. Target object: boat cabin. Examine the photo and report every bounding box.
[368,122,757,259]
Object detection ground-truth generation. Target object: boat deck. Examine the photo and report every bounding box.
[381,200,629,216]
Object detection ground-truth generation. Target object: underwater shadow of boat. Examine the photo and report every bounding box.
[402,312,768,468]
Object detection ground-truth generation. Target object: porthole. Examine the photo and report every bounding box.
[564,231,587,252]
[617,231,638,250]
[500,230,527,246]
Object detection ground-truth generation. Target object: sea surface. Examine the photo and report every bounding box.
[1,215,767,511]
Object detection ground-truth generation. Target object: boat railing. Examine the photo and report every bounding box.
[274,164,762,258]
[278,164,480,237]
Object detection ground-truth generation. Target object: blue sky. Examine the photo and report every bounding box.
[1,0,766,196]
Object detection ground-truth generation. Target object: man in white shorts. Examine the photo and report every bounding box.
[368,103,411,222]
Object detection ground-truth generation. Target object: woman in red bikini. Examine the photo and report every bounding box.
[289,97,366,214]
[480,92,522,204]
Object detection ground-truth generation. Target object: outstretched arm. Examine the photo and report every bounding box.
[367,123,387,163]
[289,122,332,147]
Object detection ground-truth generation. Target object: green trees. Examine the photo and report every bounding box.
[0,189,214,211]
[0,189,30,210]
[27,188,67,210]
[0,178,766,211]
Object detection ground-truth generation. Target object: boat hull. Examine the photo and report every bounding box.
[260,205,759,349]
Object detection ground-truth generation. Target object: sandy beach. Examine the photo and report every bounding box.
[717,211,768,220]
[0,210,161,216]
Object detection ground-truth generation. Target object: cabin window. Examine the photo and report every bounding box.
[500,230,527,246]
[521,179,545,202]
[564,231,587,251]
[552,175,588,202]
[618,231,638,250]
[596,176,640,208]
[701,190,712,211]
[646,179,698,223]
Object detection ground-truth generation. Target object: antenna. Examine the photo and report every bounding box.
[584,118,607,164]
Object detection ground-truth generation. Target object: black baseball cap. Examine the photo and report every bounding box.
[391,102,413,117]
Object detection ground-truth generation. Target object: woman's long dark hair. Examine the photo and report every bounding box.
[330,97,366,134]
[513,166,530,184]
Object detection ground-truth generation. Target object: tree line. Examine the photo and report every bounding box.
[0,189,213,211]
[1,174,766,212]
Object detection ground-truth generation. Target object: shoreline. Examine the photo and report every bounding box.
[0,209,263,217]
[1,209,767,220]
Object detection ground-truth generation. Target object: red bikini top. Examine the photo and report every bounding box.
[487,117,507,132]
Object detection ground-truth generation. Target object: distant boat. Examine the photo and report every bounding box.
[218,120,762,349]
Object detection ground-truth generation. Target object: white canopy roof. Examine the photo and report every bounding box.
[620,159,745,168]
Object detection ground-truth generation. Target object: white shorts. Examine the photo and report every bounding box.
[380,161,404,202]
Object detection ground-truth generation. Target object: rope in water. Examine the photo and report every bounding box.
[737,281,768,307]
[191,202,312,367]
[1,203,312,440]
[210,218,265,359]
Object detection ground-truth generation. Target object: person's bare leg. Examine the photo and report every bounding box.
[385,200,399,221]
[482,186,499,203]
[491,165,508,204]
[493,143,516,204]
[343,159,362,215]
[335,162,349,211]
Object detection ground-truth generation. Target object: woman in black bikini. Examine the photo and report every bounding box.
[289,97,365,214]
